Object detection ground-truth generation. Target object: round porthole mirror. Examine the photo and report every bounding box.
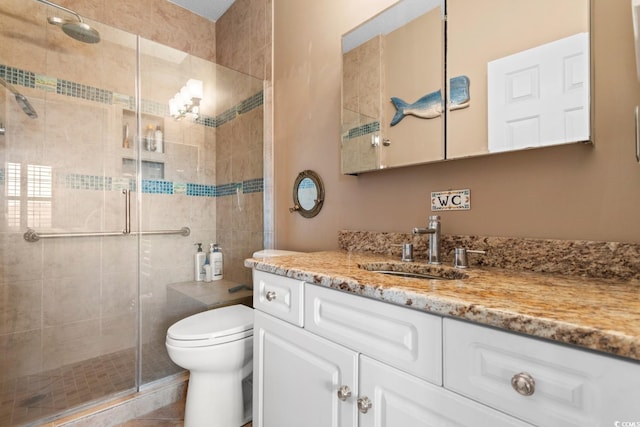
[289,170,324,218]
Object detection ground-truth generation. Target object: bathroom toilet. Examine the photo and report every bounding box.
[166,304,254,427]
[166,249,302,426]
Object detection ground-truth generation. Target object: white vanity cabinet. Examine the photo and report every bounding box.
[253,271,531,427]
[444,318,640,427]
[253,310,358,427]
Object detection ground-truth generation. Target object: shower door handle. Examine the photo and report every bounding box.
[24,187,191,242]
[123,189,131,234]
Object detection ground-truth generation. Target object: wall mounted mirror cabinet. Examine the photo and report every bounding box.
[341,0,592,174]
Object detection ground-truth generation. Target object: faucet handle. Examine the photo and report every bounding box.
[401,243,414,262]
[453,248,486,269]
[392,243,414,262]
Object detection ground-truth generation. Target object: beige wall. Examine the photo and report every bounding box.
[274,0,640,250]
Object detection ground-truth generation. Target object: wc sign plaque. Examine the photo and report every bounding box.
[431,189,470,211]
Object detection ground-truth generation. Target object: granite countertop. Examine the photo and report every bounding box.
[245,250,640,362]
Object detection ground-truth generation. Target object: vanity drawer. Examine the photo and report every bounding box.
[253,270,304,326]
[304,284,442,385]
[443,318,640,427]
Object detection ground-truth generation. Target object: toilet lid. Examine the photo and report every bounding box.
[167,305,253,346]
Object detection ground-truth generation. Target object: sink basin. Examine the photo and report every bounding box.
[372,270,450,280]
[359,262,467,280]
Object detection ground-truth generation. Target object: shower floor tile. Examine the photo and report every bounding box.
[0,341,180,426]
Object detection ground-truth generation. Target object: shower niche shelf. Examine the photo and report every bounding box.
[121,109,166,154]
[122,158,165,180]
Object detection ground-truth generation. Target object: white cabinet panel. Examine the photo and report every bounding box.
[444,318,640,427]
[253,270,304,326]
[304,284,442,385]
[253,311,357,427]
[359,355,531,427]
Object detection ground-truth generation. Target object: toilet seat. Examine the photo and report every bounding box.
[167,304,254,348]
[252,249,302,257]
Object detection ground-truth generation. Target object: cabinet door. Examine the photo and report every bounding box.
[359,356,531,427]
[444,318,640,426]
[253,311,358,427]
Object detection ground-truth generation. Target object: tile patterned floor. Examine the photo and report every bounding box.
[0,341,180,426]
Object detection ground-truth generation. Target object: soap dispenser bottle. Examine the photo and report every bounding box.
[194,243,206,281]
[209,243,223,281]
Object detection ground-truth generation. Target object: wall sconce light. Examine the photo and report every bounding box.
[169,79,203,120]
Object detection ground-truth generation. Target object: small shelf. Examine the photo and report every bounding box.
[121,110,166,154]
[167,279,253,309]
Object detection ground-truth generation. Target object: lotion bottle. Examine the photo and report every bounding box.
[209,243,223,281]
[194,243,206,281]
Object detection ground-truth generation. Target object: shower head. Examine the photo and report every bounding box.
[47,16,101,44]
[36,0,101,44]
[14,93,39,119]
[0,77,38,119]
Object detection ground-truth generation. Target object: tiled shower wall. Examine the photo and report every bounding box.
[0,0,265,383]
[56,0,272,285]
[217,0,274,256]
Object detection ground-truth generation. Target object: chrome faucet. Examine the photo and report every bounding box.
[412,215,441,264]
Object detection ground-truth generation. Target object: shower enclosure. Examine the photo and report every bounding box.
[0,1,264,425]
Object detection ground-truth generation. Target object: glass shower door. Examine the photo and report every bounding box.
[0,2,139,424]
[136,38,265,386]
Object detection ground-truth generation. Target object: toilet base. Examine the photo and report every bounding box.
[185,370,251,427]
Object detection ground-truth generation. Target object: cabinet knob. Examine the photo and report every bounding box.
[357,396,372,414]
[337,385,351,401]
[511,372,536,396]
[265,290,277,301]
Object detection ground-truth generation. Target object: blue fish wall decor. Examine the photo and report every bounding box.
[390,75,470,126]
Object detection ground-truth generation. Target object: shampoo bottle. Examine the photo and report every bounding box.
[194,243,206,281]
[154,126,163,153]
[209,243,223,281]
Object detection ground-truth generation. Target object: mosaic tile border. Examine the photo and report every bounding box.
[0,168,262,198]
[344,121,380,141]
[0,64,263,128]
